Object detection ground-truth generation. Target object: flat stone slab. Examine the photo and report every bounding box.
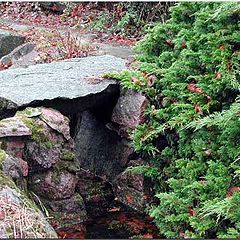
[0,116,32,138]
[0,55,126,107]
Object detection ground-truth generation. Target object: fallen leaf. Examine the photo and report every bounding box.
[187,83,203,94]
[142,233,153,239]
[108,207,121,212]
[226,186,240,198]
[188,208,196,216]
[215,71,222,79]
[194,104,203,115]
[126,194,133,204]
[219,45,225,51]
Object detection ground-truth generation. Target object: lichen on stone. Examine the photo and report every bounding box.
[60,149,75,161]
[11,127,17,132]
[0,149,6,170]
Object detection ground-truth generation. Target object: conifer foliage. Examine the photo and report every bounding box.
[109,2,240,238]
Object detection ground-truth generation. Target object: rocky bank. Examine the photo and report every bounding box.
[0,29,156,238]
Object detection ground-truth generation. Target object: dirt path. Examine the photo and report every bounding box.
[0,18,134,60]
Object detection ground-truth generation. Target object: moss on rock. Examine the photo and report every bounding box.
[0,149,6,169]
[60,149,75,161]
[22,117,53,149]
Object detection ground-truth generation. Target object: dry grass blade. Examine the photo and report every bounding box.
[0,193,54,238]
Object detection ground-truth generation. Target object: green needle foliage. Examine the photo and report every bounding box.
[109,2,240,238]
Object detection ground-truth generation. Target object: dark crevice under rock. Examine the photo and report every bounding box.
[68,84,120,137]
[1,83,120,140]
[18,83,119,115]
[0,97,18,120]
[74,111,134,181]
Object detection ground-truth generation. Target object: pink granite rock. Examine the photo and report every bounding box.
[2,152,28,180]
[0,117,31,138]
[30,170,78,200]
[113,160,152,212]
[112,90,148,137]
[40,107,71,141]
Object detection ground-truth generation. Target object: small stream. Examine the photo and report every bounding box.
[51,201,160,239]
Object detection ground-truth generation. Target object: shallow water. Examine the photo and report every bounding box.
[53,201,159,239]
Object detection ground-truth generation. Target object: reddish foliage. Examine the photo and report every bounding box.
[57,228,86,239]
[126,194,133,204]
[102,34,136,46]
[131,77,142,86]
[116,4,122,16]
[142,233,154,238]
[0,62,12,71]
[118,213,127,222]
[194,104,203,115]
[182,41,187,49]
[0,2,137,46]
[187,83,203,94]
[165,39,174,47]
[143,194,150,200]
[219,45,225,51]
[215,71,222,79]
[226,186,240,198]
[188,208,196,217]
[147,75,155,86]
[108,207,121,212]
[117,213,159,237]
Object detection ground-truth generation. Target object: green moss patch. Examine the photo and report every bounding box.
[0,149,6,170]
[60,150,75,161]
[22,118,53,149]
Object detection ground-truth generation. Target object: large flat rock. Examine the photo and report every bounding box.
[0,55,126,116]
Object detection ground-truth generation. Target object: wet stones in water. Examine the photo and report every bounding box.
[76,169,114,217]
[85,202,160,239]
[113,159,152,212]
[51,201,160,239]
